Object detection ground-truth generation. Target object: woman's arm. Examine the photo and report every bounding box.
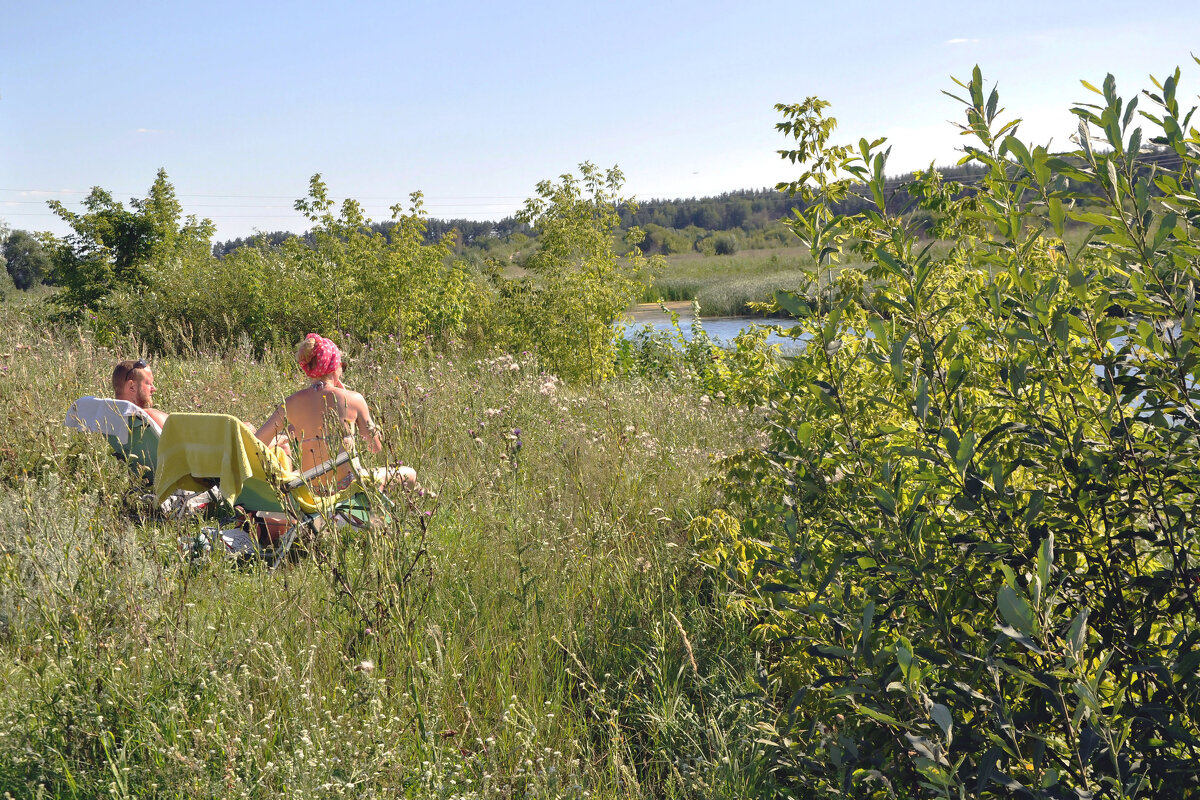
[256,403,288,447]
[350,393,383,453]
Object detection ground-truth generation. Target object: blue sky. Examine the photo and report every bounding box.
[3,1,1199,240]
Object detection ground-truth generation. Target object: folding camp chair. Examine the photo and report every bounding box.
[64,396,220,516]
[65,396,161,482]
[154,413,379,568]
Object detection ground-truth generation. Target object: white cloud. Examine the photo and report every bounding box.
[945,38,979,45]
[135,127,164,134]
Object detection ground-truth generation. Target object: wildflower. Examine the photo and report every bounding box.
[355,660,375,673]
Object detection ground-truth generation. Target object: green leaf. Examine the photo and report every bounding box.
[1004,135,1032,171]
[1106,158,1121,202]
[1048,197,1065,238]
[859,601,875,657]
[915,376,929,422]
[1151,211,1177,253]
[1069,210,1117,226]
[857,705,905,726]
[796,422,813,446]
[1036,533,1054,604]
[873,486,897,516]
[890,332,911,384]
[774,290,811,319]
[1078,119,1094,160]
[1068,608,1089,653]
[873,247,907,278]
[996,624,1046,654]
[997,659,1050,689]
[955,430,976,475]
[930,703,953,743]
[998,585,1035,638]
[896,637,914,674]
[1024,490,1045,525]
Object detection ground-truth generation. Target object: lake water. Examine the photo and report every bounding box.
[622,316,806,350]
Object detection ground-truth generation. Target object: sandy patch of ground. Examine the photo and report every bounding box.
[625,301,693,322]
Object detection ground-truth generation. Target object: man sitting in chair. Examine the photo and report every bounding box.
[112,359,169,429]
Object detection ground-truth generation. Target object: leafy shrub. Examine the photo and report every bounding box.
[3,231,52,291]
[50,172,482,354]
[698,64,1200,797]
[47,169,214,322]
[502,163,661,384]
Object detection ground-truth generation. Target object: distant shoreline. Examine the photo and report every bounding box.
[624,301,786,323]
[624,301,695,323]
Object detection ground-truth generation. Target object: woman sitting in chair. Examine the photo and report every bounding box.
[255,334,416,494]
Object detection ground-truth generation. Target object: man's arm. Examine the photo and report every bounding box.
[144,407,169,428]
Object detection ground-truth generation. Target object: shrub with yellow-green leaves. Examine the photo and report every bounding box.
[698,64,1200,797]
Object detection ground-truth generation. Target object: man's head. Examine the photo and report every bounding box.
[112,359,157,409]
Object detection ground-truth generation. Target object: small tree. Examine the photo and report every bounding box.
[713,234,738,255]
[3,230,53,290]
[293,174,473,347]
[48,169,214,317]
[698,63,1200,797]
[509,163,660,384]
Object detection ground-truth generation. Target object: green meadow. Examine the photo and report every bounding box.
[0,293,776,798]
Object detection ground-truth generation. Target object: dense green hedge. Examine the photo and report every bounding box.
[44,167,654,383]
[698,65,1200,797]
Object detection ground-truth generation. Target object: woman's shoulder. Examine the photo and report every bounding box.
[317,384,365,408]
[339,386,369,405]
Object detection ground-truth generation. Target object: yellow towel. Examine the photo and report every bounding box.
[155,413,273,503]
[155,413,354,513]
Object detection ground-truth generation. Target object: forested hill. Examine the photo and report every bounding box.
[211,162,993,258]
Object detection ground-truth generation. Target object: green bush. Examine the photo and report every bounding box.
[46,168,656,383]
[698,64,1200,797]
[48,173,486,355]
[501,163,661,384]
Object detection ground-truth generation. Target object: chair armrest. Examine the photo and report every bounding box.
[283,450,361,491]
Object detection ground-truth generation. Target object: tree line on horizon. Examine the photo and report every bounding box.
[206,162,992,261]
[3,147,1182,294]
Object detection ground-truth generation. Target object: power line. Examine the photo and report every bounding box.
[0,187,527,201]
[2,203,521,211]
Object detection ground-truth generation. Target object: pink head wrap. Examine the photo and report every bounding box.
[301,333,342,380]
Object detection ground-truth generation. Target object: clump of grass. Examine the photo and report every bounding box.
[0,297,780,797]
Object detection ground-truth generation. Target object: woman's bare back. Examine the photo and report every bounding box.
[256,381,382,492]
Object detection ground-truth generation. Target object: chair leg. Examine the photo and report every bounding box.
[269,516,316,569]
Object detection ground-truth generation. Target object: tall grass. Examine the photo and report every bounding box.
[642,246,869,316]
[0,295,778,798]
